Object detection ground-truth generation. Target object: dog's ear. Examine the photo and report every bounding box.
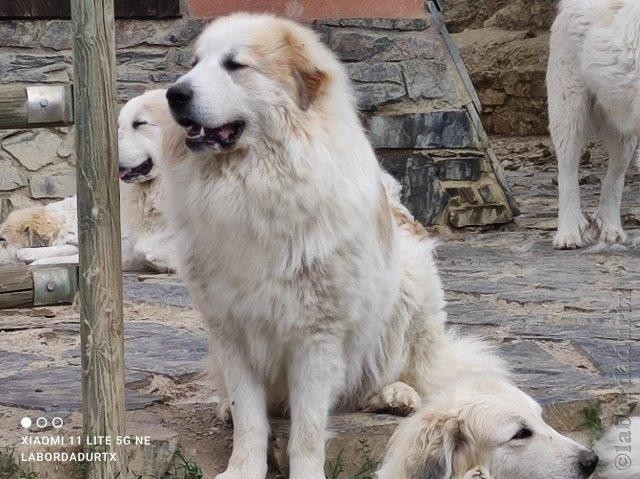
[283,31,327,111]
[404,412,466,479]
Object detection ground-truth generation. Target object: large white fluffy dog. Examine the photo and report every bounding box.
[378,374,599,479]
[0,90,176,272]
[548,0,640,249]
[161,13,596,479]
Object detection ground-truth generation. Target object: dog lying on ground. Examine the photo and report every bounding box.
[0,196,78,265]
[161,13,597,479]
[548,0,640,249]
[377,373,599,479]
[0,89,177,272]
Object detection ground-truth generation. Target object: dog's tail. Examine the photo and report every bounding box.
[416,330,511,398]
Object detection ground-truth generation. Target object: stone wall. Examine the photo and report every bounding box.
[0,16,204,221]
[444,0,555,136]
[0,5,517,228]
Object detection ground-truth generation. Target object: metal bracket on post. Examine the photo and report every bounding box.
[27,85,74,125]
[33,265,78,307]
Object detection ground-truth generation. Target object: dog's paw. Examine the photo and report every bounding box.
[463,467,491,479]
[367,382,421,416]
[591,215,627,245]
[553,217,591,249]
[216,398,232,423]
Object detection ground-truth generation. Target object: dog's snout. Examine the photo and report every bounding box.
[167,84,193,111]
[577,449,598,476]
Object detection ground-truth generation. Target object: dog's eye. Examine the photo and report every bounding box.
[511,427,533,441]
[222,57,246,72]
[132,121,147,129]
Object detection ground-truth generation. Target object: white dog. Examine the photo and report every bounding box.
[160,13,594,479]
[378,374,599,479]
[118,88,177,273]
[594,416,639,479]
[0,196,79,265]
[548,0,640,249]
[0,90,177,272]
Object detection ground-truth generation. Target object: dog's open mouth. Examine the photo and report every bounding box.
[184,120,246,151]
[119,157,153,183]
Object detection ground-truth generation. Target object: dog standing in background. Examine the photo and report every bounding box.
[547,0,640,249]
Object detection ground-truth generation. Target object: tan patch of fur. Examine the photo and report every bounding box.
[0,206,63,248]
[392,207,428,238]
[252,24,328,111]
[377,184,394,256]
[602,0,624,25]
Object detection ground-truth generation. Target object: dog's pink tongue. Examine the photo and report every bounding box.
[218,125,235,141]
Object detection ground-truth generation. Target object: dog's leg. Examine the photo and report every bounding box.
[592,135,637,244]
[31,254,79,265]
[365,382,421,416]
[215,343,269,479]
[287,339,344,479]
[548,58,590,249]
[17,245,79,264]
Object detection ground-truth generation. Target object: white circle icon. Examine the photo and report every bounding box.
[52,417,64,429]
[20,417,32,428]
[36,417,48,428]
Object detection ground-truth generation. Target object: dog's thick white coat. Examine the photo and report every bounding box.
[548,0,640,249]
[118,89,178,273]
[161,14,511,479]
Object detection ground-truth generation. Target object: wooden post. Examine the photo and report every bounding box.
[70,1,126,478]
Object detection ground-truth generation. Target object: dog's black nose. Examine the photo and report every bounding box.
[166,84,193,111]
[578,450,598,476]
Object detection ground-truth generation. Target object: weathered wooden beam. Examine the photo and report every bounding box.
[71,0,126,477]
[0,84,73,129]
[0,264,79,309]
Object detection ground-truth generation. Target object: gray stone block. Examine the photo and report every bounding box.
[116,19,206,49]
[353,82,406,110]
[437,157,483,181]
[124,322,207,380]
[402,58,452,100]
[40,20,71,50]
[0,159,28,191]
[0,366,160,412]
[2,131,61,171]
[380,153,448,225]
[369,111,476,149]
[0,21,39,48]
[124,275,192,308]
[572,338,640,380]
[116,50,168,71]
[316,18,429,31]
[0,53,70,83]
[328,29,440,62]
[449,204,511,227]
[30,164,76,199]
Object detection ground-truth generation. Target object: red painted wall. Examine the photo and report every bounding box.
[187,0,426,20]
